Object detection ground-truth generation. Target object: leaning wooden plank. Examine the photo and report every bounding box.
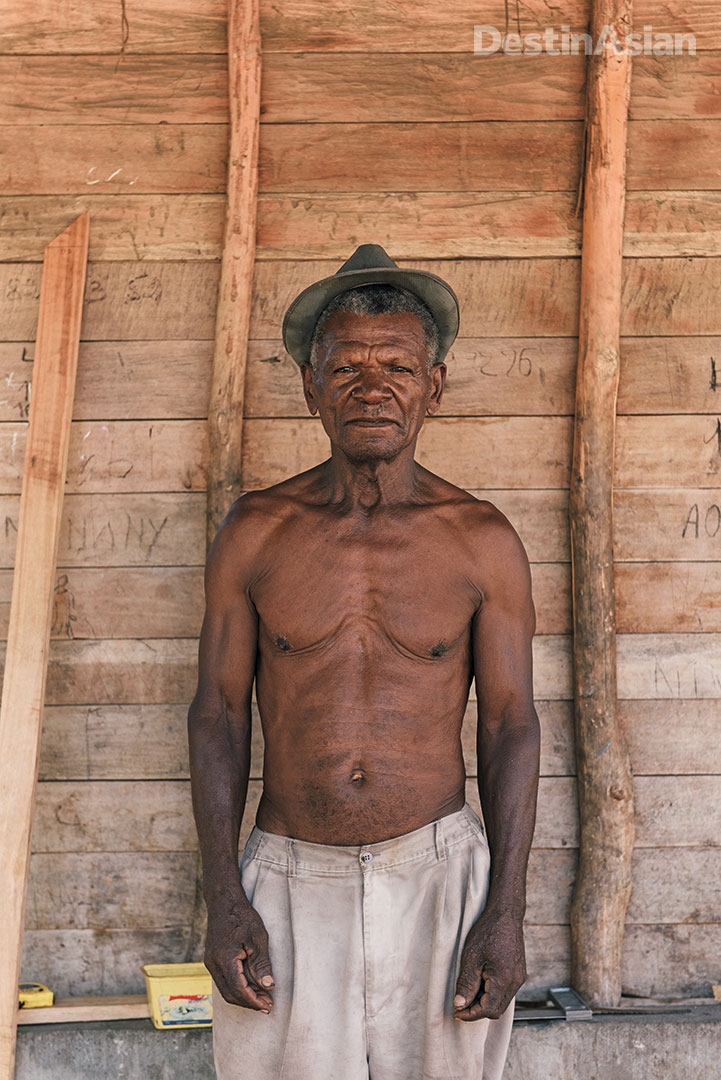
[0,212,89,1080]
[207,0,261,542]
[569,0,635,1008]
[16,995,150,1026]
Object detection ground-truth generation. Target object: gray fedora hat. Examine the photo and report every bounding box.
[281,243,460,367]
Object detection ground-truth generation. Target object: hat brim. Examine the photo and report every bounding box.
[282,265,460,367]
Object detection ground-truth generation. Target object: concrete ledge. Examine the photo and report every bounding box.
[16,1007,721,1079]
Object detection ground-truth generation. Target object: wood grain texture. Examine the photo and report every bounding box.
[0,126,227,196]
[0,567,204,639]
[0,196,226,262]
[0,213,88,1076]
[0,493,206,568]
[7,190,721,263]
[4,53,718,126]
[2,0,717,54]
[3,259,721,342]
[206,0,260,541]
[0,341,212,422]
[0,420,207,494]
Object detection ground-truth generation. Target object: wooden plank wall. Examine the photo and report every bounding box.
[1,0,720,1000]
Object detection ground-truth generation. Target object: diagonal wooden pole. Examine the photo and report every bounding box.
[206,0,261,547]
[0,212,89,1077]
[569,0,635,1007]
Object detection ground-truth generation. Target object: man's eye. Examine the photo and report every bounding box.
[334,366,354,373]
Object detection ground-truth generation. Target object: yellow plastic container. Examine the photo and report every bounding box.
[141,963,213,1029]
[19,983,54,1009]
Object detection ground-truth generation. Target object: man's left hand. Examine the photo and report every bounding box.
[452,908,526,1021]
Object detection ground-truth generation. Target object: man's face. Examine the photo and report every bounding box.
[300,309,446,463]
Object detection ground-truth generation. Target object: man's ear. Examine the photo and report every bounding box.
[425,362,447,415]
[300,362,319,416]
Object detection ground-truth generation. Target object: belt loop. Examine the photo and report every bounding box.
[434,818,447,862]
[286,837,297,877]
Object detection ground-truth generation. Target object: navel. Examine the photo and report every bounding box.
[350,769,366,783]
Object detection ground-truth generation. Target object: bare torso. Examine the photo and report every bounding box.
[246,464,491,844]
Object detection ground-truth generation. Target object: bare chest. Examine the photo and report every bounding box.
[251,527,480,662]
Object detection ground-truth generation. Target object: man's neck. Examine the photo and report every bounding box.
[323,447,422,512]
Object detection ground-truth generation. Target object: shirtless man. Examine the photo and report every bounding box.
[188,245,540,1080]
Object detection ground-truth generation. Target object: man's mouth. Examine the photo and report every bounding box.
[346,418,397,426]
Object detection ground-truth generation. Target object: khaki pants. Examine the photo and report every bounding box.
[212,801,514,1079]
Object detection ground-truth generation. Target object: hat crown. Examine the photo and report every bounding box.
[336,243,398,275]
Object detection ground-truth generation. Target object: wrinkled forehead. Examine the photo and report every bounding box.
[316,309,429,356]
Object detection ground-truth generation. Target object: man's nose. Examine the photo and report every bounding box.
[352,368,391,401]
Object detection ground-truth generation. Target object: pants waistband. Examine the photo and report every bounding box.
[241,801,485,875]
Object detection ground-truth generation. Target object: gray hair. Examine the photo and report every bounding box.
[307,284,440,372]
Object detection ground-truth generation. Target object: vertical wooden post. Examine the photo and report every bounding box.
[0,213,89,1077]
[206,0,261,546]
[569,0,635,1008]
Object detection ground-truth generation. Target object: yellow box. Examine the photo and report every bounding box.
[19,983,54,1009]
[141,963,213,1029]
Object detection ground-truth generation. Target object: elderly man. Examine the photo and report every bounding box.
[188,244,540,1080]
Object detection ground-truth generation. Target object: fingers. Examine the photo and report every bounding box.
[209,940,275,1013]
[453,959,482,1016]
[454,969,514,1022]
[244,933,275,992]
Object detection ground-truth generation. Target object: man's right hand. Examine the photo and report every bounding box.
[205,899,276,1013]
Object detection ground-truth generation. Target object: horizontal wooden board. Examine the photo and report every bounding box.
[0,55,228,125]
[20,928,196,998]
[238,415,721,491]
[0,420,206,494]
[8,191,721,263]
[25,639,198,705]
[0,340,212,421]
[35,697,721,782]
[3,122,718,197]
[0,567,204,639]
[0,261,221,342]
[263,53,721,123]
[525,848,721,926]
[24,852,198,930]
[0,196,225,262]
[16,994,150,1025]
[617,633,721,700]
[5,53,719,126]
[1,125,227,196]
[614,490,721,562]
[622,925,721,998]
[616,563,721,632]
[259,122,584,194]
[3,1,717,55]
[3,259,721,342]
[26,775,721,855]
[244,335,721,418]
[0,493,206,568]
[38,705,193,781]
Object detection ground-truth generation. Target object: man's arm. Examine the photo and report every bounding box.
[187,499,276,1013]
[454,508,540,1022]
